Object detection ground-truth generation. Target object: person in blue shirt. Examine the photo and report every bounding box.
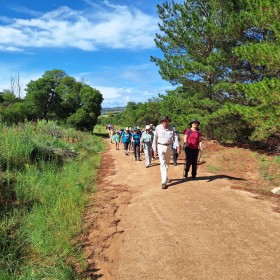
[121,127,131,155]
[112,131,121,150]
[131,127,142,161]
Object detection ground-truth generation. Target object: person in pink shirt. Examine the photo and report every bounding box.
[183,119,202,180]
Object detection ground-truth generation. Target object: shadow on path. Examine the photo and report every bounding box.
[167,174,245,189]
[84,268,103,279]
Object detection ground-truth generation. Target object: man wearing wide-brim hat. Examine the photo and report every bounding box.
[183,118,202,180]
[152,116,175,189]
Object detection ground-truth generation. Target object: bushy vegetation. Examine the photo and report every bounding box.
[0,120,104,279]
[0,70,103,131]
[100,0,279,149]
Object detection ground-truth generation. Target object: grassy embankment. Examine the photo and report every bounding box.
[203,142,280,194]
[0,121,105,279]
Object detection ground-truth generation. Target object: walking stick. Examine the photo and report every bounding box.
[197,149,203,165]
[183,159,186,178]
[183,146,187,179]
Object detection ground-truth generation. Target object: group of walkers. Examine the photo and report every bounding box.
[106,115,202,190]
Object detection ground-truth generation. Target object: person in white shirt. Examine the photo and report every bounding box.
[152,116,175,189]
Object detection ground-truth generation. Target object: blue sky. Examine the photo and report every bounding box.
[0,0,174,108]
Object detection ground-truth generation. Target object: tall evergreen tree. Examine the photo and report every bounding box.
[152,0,279,141]
[151,0,247,104]
[229,0,280,140]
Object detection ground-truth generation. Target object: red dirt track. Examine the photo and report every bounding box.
[82,139,280,280]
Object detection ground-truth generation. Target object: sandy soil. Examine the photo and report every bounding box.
[81,139,280,280]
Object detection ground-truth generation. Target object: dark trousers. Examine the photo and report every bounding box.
[133,143,140,160]
[184,147,199,178]
[173,148,178,164]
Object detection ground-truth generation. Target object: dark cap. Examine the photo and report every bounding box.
[160,115,172,122]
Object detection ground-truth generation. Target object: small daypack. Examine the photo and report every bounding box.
[186,129,201,146]
[186,128,200,137]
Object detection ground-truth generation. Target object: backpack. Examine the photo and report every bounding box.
[186,128,200,137]
[186,129,201,146]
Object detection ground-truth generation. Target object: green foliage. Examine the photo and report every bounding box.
[0,121,104,279]
[274,156,280,165]
[56,76,83,119]
[228,1,280,140]
[0,125,35,171]
[0,69,103,132]
[25,70,65,120]
[150,0,280,142]
[100,99,162,129]
[67,84,103,131]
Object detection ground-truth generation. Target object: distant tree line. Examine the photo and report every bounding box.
[0,70,103,131]
[100,0,280,146]
[101,106,126,115]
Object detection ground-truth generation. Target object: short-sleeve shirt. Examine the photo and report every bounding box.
[121,131,131,143]
[113,134,120,142]
[140,131,154,146]
[185,129,202,149]
[132,132,141,144]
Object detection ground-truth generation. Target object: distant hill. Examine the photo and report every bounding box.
[101,106,126,115]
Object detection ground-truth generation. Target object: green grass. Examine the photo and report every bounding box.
[256,153,280,186]
[0,121,104,279]
[274,156,280,165]
[206,164,221,172]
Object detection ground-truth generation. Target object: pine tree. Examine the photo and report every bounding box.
[229,0,280,140]
[152,0,280,142]
[151,0,247,103]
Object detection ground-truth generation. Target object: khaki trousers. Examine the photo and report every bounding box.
[157,144,172,184]
[144,145,152,167]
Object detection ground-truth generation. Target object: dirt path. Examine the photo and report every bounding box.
[82,139,280,280]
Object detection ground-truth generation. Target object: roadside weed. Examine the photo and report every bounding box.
[0,121,104,279]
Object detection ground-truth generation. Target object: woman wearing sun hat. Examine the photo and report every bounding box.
[183,118,202,180]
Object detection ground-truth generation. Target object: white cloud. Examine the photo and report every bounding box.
[0,3,158,52]
[8,5,42,17]
[0,65,42,96]
[94,86,123,99]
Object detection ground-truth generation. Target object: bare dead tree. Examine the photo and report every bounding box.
[10,75,16,95]
[16,73,23,98]
[10,73,23,98]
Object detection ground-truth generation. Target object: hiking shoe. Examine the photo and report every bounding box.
[174,162,177,166]
[191,176,196,180]
[146,165,149,168]
[162,183,167,189]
